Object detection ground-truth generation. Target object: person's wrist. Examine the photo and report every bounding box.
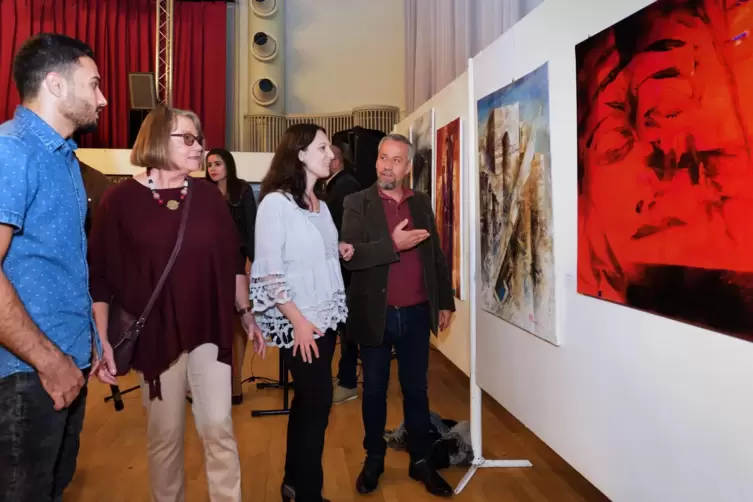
[237,306,253,316]
[32,340,63,373]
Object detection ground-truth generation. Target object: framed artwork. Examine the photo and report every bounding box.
[477,63,557,344]
[576,0,753,343]
[435,117,464,299]
[409,108,435,201]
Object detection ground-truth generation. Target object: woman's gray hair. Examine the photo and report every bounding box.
[379,133,414,160]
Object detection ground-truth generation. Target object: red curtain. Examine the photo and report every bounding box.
[0,0,155,148]
[172,1,227,150]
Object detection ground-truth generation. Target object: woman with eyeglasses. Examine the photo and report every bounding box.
[88,105,266,501]
[205,148,258,405]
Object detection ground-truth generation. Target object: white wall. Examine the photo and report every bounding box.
[284,0,405,115]
[394,74,471,376]
[471,1,753,501]
[76,149,273,181]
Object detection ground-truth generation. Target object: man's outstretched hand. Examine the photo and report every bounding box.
[392,219,429,251]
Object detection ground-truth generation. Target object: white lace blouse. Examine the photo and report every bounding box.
[250,191,347,348]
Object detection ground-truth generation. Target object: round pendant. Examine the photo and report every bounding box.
[166,200,180,210]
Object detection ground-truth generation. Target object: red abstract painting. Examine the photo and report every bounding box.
[435,117,462,298]
[576,0,753,342]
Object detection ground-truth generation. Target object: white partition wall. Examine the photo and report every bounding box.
[76,149,273,182]
[471,1,753,501]
[395,73,472,375]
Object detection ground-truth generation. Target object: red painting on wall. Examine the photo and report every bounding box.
[576,0,753,342]
[435,117,462,299]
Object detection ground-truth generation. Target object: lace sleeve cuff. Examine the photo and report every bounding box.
[250,274,292,312]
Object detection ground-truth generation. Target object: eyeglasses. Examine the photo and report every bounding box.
[170,133,204,147]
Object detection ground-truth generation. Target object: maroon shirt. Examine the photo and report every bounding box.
[88,178,244,399]
[379,188,428,307]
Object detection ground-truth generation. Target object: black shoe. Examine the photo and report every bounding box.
[409,460,453,497]
[356,456,385,494]
[281,483,330,502]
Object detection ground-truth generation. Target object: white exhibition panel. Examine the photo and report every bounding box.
[396,72,471,377]
[76,149,274,182]
[471,1,753,501]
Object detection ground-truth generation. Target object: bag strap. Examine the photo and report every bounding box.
[134,177,194,328]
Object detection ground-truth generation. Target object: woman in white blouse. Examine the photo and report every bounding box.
[251,124,353,502]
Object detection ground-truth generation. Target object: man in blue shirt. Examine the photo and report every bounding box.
[0,33,109,502]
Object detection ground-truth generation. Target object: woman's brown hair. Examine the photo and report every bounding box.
[260,123,326,209]
[130,105,203,169]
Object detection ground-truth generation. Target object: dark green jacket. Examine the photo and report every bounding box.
[341,184,455,346]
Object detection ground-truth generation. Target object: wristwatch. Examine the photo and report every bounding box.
[238,306,253,316]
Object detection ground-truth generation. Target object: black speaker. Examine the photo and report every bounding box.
[128,109,150,148]
[127,72,157,147]
[332,127,385,189]
[128,72,157,110]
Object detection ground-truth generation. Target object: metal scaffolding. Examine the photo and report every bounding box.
[155,0,174,105]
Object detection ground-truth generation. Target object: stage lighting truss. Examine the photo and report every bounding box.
[156,0,174,105]
[251,78,279,106]
[251,0,279,18]
[252,31,278,61]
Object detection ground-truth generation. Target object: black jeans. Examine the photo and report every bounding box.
[282,330,336,502]
[0,369,89,502]
[336,324,359,389]
[360,303,432,463]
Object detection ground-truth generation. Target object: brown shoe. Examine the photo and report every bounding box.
[333,385,358,404]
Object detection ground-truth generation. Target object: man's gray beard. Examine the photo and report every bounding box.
[378,179,397,190]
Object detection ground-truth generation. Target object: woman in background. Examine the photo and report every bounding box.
[252,123,353,502]
[206,147,258,405]
[89,105,266,501]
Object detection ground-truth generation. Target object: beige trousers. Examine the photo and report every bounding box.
[140,343,241,502]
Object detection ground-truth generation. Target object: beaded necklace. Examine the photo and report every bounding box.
[147,169,189,210]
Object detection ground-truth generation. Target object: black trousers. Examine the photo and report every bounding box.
[335,323,359,389]
[360,303,432,463]
[282,330,336,502]
[0,369,89,502]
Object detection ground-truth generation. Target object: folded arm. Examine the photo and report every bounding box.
[341,195,399,271]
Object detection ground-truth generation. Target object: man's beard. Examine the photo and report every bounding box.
[378,178,397,190]
[62,95,102,135]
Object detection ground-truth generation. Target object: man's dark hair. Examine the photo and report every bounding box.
[12,33,95,101]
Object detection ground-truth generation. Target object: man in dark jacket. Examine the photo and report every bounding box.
[341,133,455,498]
[324,144,363,404]
[79,159,112,235]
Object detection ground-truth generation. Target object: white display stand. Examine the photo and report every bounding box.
[454,57,533,495]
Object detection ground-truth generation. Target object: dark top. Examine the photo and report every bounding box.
[88,178,244,399]
[377,188,428,307]
[79,160,112,236]
[325,169,362,233]
[324,169,362,287]
[227,182,257,262]
[341,184,455,346]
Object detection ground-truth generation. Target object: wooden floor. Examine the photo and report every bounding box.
[68,344,608,501]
